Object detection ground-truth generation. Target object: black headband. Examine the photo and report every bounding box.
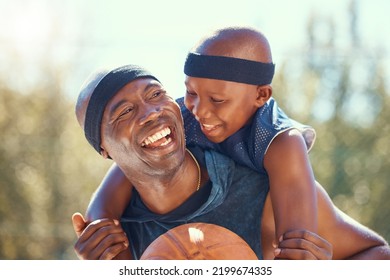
[84,64,159,154]
[184,52,275,85]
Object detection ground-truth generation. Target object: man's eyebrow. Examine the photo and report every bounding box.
[144,82,161,92]
[108,82,161,116]
[109,100,128,117]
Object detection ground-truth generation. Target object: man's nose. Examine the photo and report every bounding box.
[138,104,162,125]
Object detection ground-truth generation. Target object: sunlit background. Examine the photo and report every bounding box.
[0,0,389,259]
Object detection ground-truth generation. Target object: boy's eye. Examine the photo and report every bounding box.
[211,97,224,103]
[186,90,197,96]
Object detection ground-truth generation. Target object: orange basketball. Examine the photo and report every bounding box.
[140,223,258,260]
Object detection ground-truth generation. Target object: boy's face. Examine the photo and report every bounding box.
[100,77,186,176]
[184,76,262,143]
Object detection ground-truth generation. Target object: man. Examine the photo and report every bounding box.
[73,64,390,260]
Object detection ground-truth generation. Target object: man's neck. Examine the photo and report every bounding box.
[129,151,206,215]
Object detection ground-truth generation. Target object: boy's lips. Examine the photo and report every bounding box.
[200,123,225,140]
[141,126,173,148]
[201,123,222,132]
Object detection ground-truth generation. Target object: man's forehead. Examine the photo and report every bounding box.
[105,78,161,112]
[117,77,161,93]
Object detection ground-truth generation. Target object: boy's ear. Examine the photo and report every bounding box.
[255,85,272,107]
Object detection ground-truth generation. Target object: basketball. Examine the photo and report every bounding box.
[140,223,258,260]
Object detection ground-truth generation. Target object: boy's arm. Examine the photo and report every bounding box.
[264,129,390,259]
[264,129,318,242]
[261,183,390,259]
[83,163,134,259]
[315,182,390,259]
[85,163,132,222]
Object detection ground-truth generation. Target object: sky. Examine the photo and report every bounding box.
[0,0,389,100]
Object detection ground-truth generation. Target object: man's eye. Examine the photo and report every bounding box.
[119,108,133,117]
[151,90,164,99]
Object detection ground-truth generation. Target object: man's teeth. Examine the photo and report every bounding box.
[142,127,171,147]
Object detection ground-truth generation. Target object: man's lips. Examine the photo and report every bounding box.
[141,127,172,148]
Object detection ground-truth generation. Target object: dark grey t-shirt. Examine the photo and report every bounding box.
[121,148,270,259]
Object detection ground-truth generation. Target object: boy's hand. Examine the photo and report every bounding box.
[72,212,129,260]
[274,229,332,260]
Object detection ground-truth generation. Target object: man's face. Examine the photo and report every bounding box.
[184,76,261,143]
[100,77,186,177]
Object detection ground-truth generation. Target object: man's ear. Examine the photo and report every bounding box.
[100,146,110,159]
[255,85,272,108]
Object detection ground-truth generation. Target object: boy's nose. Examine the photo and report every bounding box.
[192,98,211,120]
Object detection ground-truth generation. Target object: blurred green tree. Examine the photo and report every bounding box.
[273,0,390,242]
[0,65,112,259]
[0,0,388,260]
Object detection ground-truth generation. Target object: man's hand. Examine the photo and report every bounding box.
[72,212,129,260]
[274,229,332,260]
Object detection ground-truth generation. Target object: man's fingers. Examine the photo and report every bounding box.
[81,231,128,260]
[76,218,121,244]
[277,230,333,260]
[281,229,323,242]
[275,247,317,260]
[72,212,86,238]
[281,229,332,251]
[277,238,325,259]
[73,217,127,260]
[99,236,129,260]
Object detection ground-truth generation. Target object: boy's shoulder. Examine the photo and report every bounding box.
[253,97,316,152]
[175,96,185,108]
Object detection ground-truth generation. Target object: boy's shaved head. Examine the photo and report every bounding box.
[192,26,273,63]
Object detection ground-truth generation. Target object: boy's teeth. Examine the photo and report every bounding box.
[202,124,216,131]
[142,127,171,147]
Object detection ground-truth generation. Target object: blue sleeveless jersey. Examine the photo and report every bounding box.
[177,96,316,175]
